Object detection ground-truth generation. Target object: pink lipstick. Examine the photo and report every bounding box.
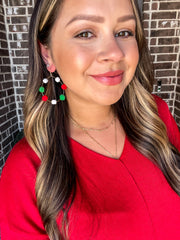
[90,70,124,86]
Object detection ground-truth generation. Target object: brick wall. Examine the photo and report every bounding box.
[0,0,33,173]
[143,0,180,127]
[0,0,179,174]
[0,0,19,174]
[3,0,34,129]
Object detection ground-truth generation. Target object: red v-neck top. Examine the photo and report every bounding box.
[0,96,180,240]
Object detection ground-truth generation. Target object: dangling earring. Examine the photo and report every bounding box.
[39,70,67,105]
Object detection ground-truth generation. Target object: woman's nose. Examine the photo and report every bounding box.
[96,35,125,63]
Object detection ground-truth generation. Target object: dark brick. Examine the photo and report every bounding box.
[2,81,13,89]
[5,96,15,105]
[150,46,174,54]
[152,3,158,10]
[21,41,28,48]
[9,103,16,111]
[155,70,176,77]
[0,120,11,133]
[9,0,32,6]
[7,109,16,119]
[151,29,174,37]
[10,42,17,48]
[143,13,150,20]
[28,7,33,14]
[15,49,28,56]
[1,40,8,48]
[0,91,7,99]
[0,15,4,22]
[0,65,11,73]
[2,57,10,64]
[1,131,8,140]
[156,93,170,100]
[11,16,28,24]
[154,63,172,70]
[161,85,175,92]
[157,54,177,62]
[16,88,25,94]
[19,81,27,87]
[152,12,176,20]
[8,33,13,40]
[11,116,18,125]
[174,108,180,117]
[158,38,179,45]
[9,123,19,133]
[175,100,180,110]
[176,86,180,94]
[7,88,15,96]
[0,99,4,108]
[151,21,157,28]
[2,135,14,148]
[3,144,11,156]
[0,32,6,40]
[5,74,13,81]
[0,22,5,31]
[13,57,28,64]
[0,49,9,56]
[160,2,180,10]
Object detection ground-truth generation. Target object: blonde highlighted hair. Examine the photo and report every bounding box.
[24,0,180,239]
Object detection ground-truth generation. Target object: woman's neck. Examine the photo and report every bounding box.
[68,101,114,130]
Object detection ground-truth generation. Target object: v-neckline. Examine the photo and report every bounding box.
[69,135,128,161]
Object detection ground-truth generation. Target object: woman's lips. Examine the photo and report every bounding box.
[90,70,124,86]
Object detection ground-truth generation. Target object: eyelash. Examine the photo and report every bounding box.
[75,31,94,39]
[74,30,134,40]
[115,30,134,38]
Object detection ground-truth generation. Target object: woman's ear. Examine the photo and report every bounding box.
[39,43,56,72]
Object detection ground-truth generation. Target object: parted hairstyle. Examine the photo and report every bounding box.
[24,0,180,239]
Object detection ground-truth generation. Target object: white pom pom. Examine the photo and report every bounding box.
[51,100,57,105]
[43,78,48,84]
[55,77,60,83]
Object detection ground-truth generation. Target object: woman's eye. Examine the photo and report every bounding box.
[75,31,94,39]
[115,31,134,38]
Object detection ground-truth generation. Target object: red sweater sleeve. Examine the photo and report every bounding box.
[0,138,49,240]
[154,95,180,151]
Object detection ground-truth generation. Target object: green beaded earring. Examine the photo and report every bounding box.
[39,72,67,105]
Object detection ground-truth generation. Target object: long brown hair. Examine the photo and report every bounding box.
[24,0,180,239]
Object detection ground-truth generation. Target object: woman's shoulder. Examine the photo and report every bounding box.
[153,94,169,111]
[153,94,180,150]
[0,137,41,194]
[153,94,174,122]
[3,137,41,173]
[0,138,47,239]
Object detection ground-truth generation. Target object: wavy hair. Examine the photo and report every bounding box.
[24,0,180,239]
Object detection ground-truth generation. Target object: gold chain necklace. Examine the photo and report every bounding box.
[69,115,118,159]
[69,115,114,132]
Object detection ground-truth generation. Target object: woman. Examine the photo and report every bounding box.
[0,0,180,239]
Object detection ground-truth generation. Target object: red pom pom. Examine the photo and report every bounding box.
[42,95,48,101]
[61,84,67,90]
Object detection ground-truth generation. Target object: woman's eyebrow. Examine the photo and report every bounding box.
[65,14,135,27]
[118,15,135,23]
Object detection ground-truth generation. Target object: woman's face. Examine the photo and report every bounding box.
[45,0,139,107]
